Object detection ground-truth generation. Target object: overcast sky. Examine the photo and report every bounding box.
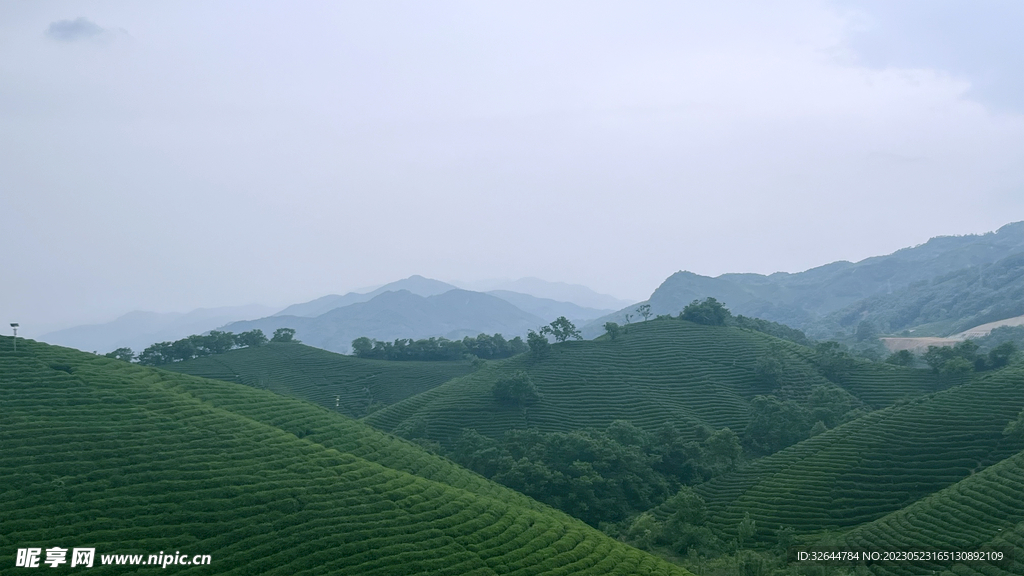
[2,1,1022,336]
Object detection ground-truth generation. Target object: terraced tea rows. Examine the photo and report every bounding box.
[366,320,938,446]
[0,337,693,575]
[824,448,1024,575]
[692,365,1024,540]
[163,342,476,417]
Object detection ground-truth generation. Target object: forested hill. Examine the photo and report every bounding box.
[584,221,1024,338]
[815,250,1024,337]
[0,336,693,576]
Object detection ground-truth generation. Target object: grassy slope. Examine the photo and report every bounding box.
[690,365,1024,541]
[365,319,938,446]
[0,337,691,576]
[161,342,476,418]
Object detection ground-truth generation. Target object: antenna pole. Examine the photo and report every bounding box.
[10,323,18,353]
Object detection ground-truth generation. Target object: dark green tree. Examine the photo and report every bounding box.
[350,337,374,358]
[743,395,811,455]
[988,341,1017,370]
[885,349,915,366]
[923,345,956,373]
[662,487,719,555]
[272,328,297,343]
[137,342,173,365]
[813,341,855,383]
[200,330,236,355]
[169,338,198,362]
[104,347,135,362]
[753,342,785,388]
[527,330,550,359]
[680,297,731,326]
[940,356,974,377]
[604,321,621,340]
[493,371,541,407]
[541,316,582,342]
[737,512,756,549]
[235,329,268,348]
[703,428,741,475]
[636,303,652,322]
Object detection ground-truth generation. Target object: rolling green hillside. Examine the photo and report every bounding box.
[690,365,1024,541]
[161,342,476,418]
[365,319,937,446]
[823,446,1024,575]
[0,336,693,576]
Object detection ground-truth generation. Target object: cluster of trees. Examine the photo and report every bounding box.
[921,340,1017,375]
[732,314,810,345]
[539,316,582,342]
[492,371,541,406]
[811,340,857,383]
[524,317,581,359]
[350,333,528,361]
[680,297,732,326]
[625,488,727,557]
[883,340,1017,375]
[743,384,863,455]
[450,421,741,526]
[106,328,296,366]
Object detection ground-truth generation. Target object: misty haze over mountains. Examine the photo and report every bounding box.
[39,276,622,355]
[584,221,1024,339]
[37,304,276,354]
[37,221,1024,357]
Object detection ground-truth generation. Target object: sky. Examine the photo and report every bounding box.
[2,1,1022,336]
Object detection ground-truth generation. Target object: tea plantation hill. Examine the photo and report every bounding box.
[678,364,1024,543]
[162,341,477,418]
[0,336,694,576]
[827,445,1024,576]
[364,319,938,447]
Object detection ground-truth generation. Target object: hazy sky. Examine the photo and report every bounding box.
[2,1,1022,336]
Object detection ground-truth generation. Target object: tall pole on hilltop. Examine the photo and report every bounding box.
[11,323,19,352]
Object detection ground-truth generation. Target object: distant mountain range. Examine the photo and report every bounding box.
[38,304,276,353]
[584,221,1024,339]
[224,276,619,354]
[39,222,1023,354]
[273,275,458,318]
[453,277,634,310]
[42,275,621,355]
[223,289,548,353]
